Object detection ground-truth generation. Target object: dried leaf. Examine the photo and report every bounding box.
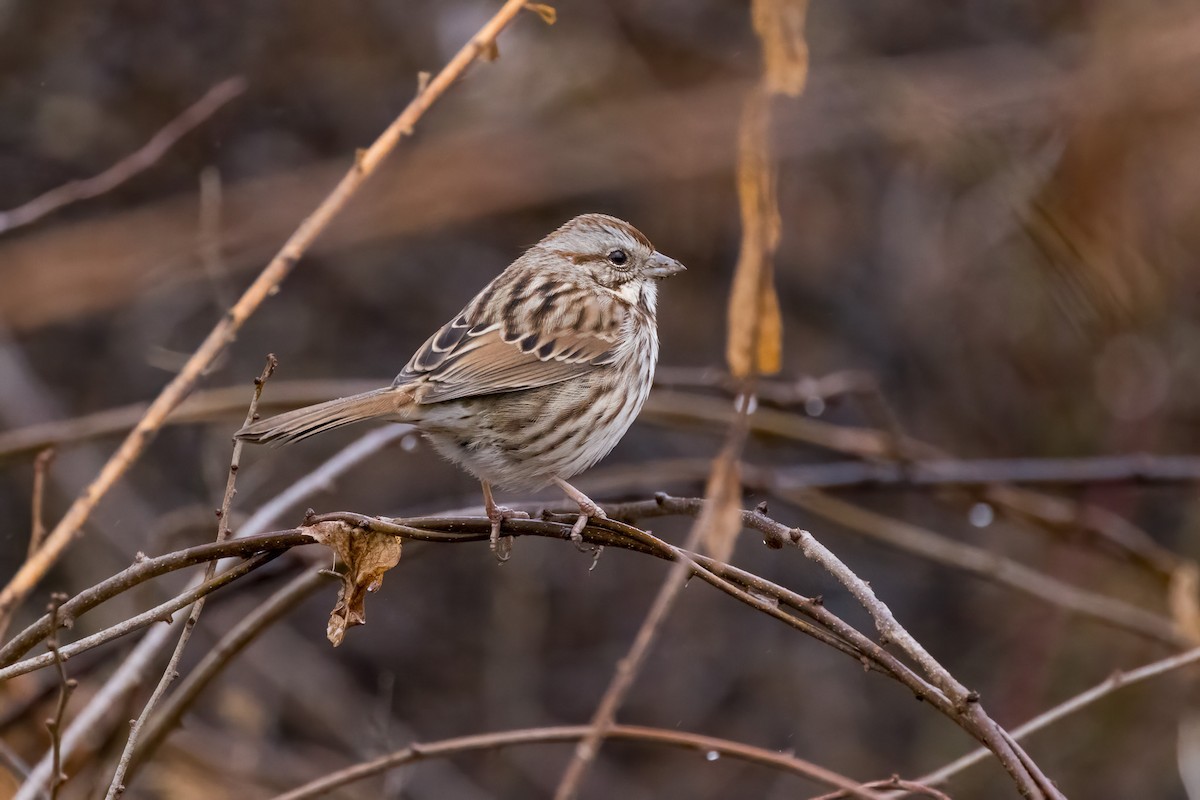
[698,448,744,563]
[726,88,783,377]
[1170,561,1200,644]
[526,3,557,25]
[310,521,403,647]
[752,0,809,97]
[727,0,809,379]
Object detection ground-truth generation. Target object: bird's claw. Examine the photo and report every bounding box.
[487,505,528,562]
[569,504,606,549]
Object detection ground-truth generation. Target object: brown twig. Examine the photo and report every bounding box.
[0,552,279,683]
[10,379,1200,492]
[11,429,397,798]
[126,567,329,778]
[0,0,540,637]
[911,642,1200,791]
[0,78,246,235]
[809,776,953,800]
[27,448,55,559]
[319,499,1046,790]
[782,488,1185,647]
[105,356,276,798]
[268,723,886,800]
[551,396,753,800]
[0,531,310,667]
[43,594,76,800]
[585,458,1182,646]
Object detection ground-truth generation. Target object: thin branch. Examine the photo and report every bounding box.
[105,355,276,798]
[0,0,539,634]
[127,568,329,778]
[3,374,1181,582]
[6,495,1071,797]
[809,777,953,800]
[10,426,407,798]
[0,553,277,683]
[782,488,1185,648]
[586,458,1182,647]
[27,448,55,558]
[268,723,887,800]
[320,504,1055,785]
[551,403,752,800]
[757,508,1060,798]
[0,531,310,667]
[14,615,182,800]
[913,643,1200,791]
[0,78,246,235]
[654,366,882,408]
[43,595,76,800]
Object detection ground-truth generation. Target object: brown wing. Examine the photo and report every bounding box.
[394,285,623,404]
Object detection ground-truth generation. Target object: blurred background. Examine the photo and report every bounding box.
[3,0,1200,797]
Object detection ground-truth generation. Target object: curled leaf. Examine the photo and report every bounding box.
[310,521,403,646]
[727,88,783,378]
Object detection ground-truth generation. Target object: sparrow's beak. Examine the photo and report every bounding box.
[644,252,687,279]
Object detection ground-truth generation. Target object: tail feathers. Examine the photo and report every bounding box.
[236,388,412,446]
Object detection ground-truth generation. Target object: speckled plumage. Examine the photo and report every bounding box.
[237,214,684,535]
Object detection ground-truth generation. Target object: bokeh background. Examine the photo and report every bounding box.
[3,1,1200,797]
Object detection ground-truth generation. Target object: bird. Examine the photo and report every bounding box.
[236,213,685,552]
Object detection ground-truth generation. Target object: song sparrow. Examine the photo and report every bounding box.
[237,213,685,550]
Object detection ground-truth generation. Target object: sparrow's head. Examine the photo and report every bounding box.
[537,214,686,305]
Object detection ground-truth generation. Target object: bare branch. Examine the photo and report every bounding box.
[809,776,953,800]
[127,568,329,778]
[0,531,310,667]
[551,397,753,800]
[0,78,246,235]
[782,488,1185,647]
[0,0,538,635]
[0,553,277,683]
[27,448,55,559]
[913,643,1200,791]
[268,723,887,800]
[104,356,276,798]
[43,595,76,800]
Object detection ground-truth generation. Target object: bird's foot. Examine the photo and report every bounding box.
[569,499,606,547]
[487,505,528,562]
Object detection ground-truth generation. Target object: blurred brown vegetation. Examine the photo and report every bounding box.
[4,1,1200,798]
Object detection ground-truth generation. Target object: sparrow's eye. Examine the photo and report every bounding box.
[607,249,628,267]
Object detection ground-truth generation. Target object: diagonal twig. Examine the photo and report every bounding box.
[27,448,55,558]
[550,406,752,800]
[0,0,542,639]
[104,356,276,798]
[125,567,330,779]
[0,78,246,235]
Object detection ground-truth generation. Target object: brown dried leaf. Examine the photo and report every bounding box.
[727,88,783,377]
[698,448,744,563]
[1170,560,1200,644]
[753,0,809,97]
[526,3,557,25]
[310,521,403,647]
